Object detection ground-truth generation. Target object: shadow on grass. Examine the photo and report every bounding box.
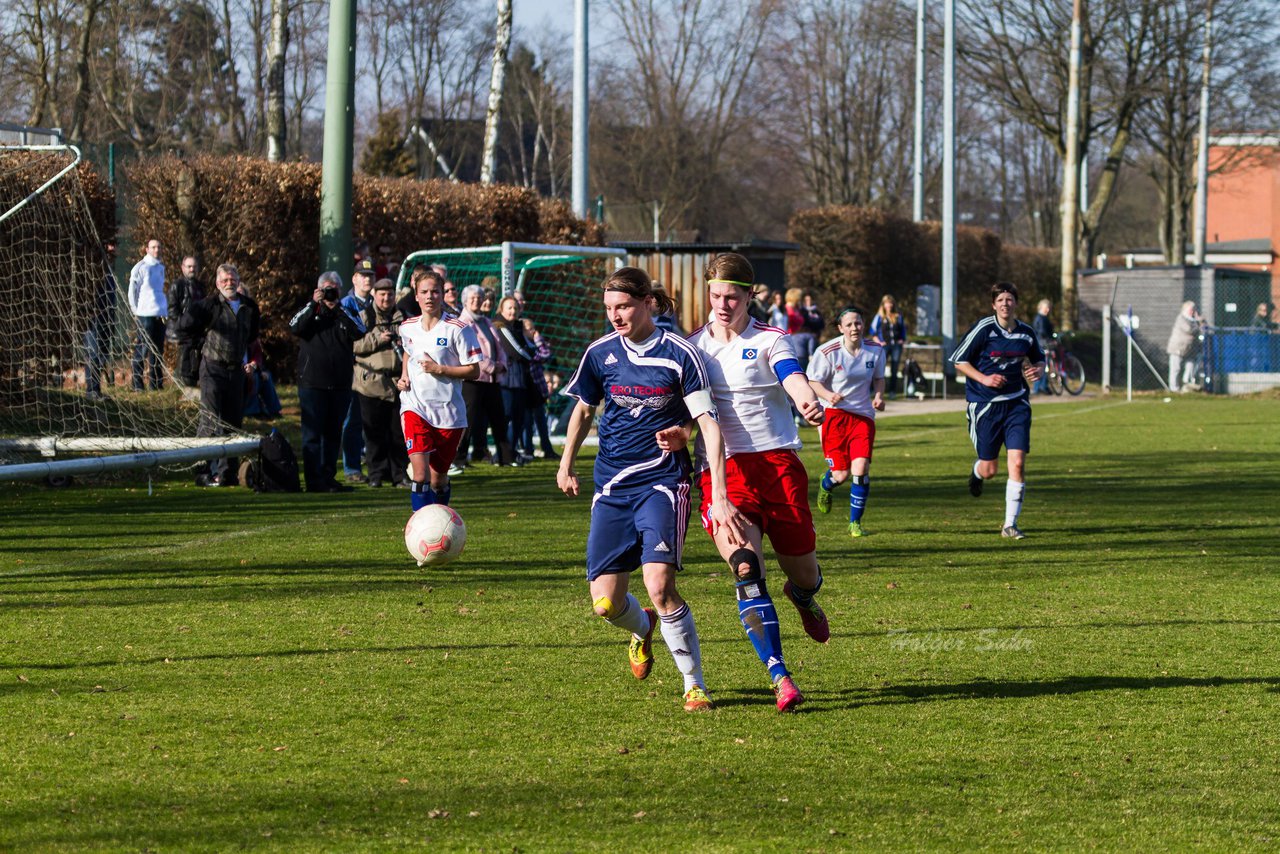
[813,673,1280,710]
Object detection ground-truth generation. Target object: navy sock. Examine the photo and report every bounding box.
[437,484,452,506]
[849,475,870,522]
[821,470,834,492]
[787,570,823,609]
[410,481,435,512]
[737,580,789,683]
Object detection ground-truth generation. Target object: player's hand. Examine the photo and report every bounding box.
[872,393,885,412]
[557,467,579,497]
[395,377,410,391]
[655,424,691,453]
[828,392,845,406]
[709,497,748,547]
[983,373,1007,389]
[1023,363,1042,382]
[419,354,438,375]
[798,398,824,426]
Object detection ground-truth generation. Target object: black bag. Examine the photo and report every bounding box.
[254,428,301,493]
[904,358,927,397]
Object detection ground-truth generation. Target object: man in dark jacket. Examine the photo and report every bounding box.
[170,256,207,386]
[290,271,363,492]
[178,263,260,486]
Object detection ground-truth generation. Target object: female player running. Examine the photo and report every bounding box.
[558,267,745,713]
[687,252,829,713]
[808,307,885,537]
[396,267,481,512]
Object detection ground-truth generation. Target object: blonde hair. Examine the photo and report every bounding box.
[704,252,754,288]
[785,287,803,307]
[877,294,899,321]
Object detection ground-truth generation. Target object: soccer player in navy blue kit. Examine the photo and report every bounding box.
[950,282,1046,539]
[558,267,746,712]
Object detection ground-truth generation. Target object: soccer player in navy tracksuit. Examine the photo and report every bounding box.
[950,282,1046,540]
[558,267,746,713]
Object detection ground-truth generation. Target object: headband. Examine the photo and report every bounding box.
[707,278,754,288]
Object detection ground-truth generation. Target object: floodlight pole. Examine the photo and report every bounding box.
[1192,0,1214,266]
[1060,0,1083,331]
[912,0,925,222]
[572,0,589,218]
[318,0,357,283]
[941,0,956,380]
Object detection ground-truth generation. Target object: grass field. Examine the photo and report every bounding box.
[2,394,1278,850]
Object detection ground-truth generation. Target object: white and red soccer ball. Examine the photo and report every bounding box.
[404,505,467,566]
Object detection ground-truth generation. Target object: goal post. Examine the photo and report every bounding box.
[0,143,257,483]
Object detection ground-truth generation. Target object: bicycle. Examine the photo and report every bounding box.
[1043,334,1086,395]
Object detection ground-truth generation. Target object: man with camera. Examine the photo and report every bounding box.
[290,271,364,492]
[353,278,410,488]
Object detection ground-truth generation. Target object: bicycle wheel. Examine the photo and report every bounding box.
[1046,366,1064,395]
[1061,353,1086,395]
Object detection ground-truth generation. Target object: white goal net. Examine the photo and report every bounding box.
[0,145,255,481]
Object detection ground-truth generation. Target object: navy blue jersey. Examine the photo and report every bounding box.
[950,316,1045,403]
[563,329,715,495]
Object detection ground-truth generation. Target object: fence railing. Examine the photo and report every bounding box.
[1202,327,1280,395]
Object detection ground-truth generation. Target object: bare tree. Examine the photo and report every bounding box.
[266,0,288,160]
[479,0,511,184]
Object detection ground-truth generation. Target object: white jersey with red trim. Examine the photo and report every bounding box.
[808,337,885,420]
[398,314,482,429]
[688,319,802,459]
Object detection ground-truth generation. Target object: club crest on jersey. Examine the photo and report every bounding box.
[866,360,875,369]
[436,337,448,345]
[742,348,758,359]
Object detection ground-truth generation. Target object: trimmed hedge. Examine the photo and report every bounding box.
[788,206,1059,337]
[126,156,601,379]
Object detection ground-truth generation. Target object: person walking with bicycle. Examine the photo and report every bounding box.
[951,282,1045,540]
[1032,299,1055,395]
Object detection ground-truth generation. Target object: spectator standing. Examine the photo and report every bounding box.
[521,314,557,459]
[352,279,410,488]
[339,259,375,483]
[1031,299,1056,394]
[290,271,363,492]
[769,290,788,329]
[869,295,907,397]
[85,241,118,400]
[128,238,168,390]
[495,296,539,466]
[170,256,207,387]
[177,264,260,486]
[1166,301,1202,392]
[1250,302,1276,331]
[787,287,814,366]
[458,284,514,468]
[748,284,771,324]
[443,278,461,317]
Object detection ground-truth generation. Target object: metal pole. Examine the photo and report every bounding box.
[913,0,926,222]
[1060,0,1083,331]
[572,0,589,218]
[318,0,357,282]
[1193,0,1214,266]
[941,0,956,375]
[1102,304,1111,393]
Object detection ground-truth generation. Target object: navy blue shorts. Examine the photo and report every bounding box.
[585,481,692,581]
[966,398,1032,460]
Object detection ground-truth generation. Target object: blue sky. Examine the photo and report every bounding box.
[513,0,578,36]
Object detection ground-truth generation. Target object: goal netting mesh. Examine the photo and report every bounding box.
[396,244,623,430]
[0,146,249,477]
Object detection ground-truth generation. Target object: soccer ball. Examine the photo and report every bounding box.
[404,505,467,566]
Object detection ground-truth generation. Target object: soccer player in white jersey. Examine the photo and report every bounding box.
[396,267,482,513]
[687,252,829,713]
[950,282,1045,539]
[558,267,745,712]
[808,306,886,537]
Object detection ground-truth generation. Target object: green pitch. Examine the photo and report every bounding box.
[2,395,1277,850]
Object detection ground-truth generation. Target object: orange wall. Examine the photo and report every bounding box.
[1207,145,1280,302]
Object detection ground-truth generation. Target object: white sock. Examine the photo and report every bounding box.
[973,460,984,480]
[1004,480,1025,528]
[604,592,651,636]
[658,603,704,692]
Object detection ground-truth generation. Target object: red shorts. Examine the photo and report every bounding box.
[697,449,816,556]
[400,410,464,475]
[820,409,876,472]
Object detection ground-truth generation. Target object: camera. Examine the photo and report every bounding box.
[321,285,340,301]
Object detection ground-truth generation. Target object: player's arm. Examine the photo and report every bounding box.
[693,411,747,546]
[954,360,1006,389]
[557,401,595,497]
[418,358,479,381]
[782,371,824,425]
[871,375,886,411]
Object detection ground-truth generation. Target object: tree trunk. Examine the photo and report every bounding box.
[479,0,512,185]
[68,0,101,144]
[266,0,290,162]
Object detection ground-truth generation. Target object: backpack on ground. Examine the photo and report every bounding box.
[253,428,301,493]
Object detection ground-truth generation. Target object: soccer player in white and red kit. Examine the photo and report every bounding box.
[396,267,481,513]
[687,252,829,712]
[808,306,886,537]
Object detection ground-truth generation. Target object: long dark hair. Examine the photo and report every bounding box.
[604,266,676,316]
